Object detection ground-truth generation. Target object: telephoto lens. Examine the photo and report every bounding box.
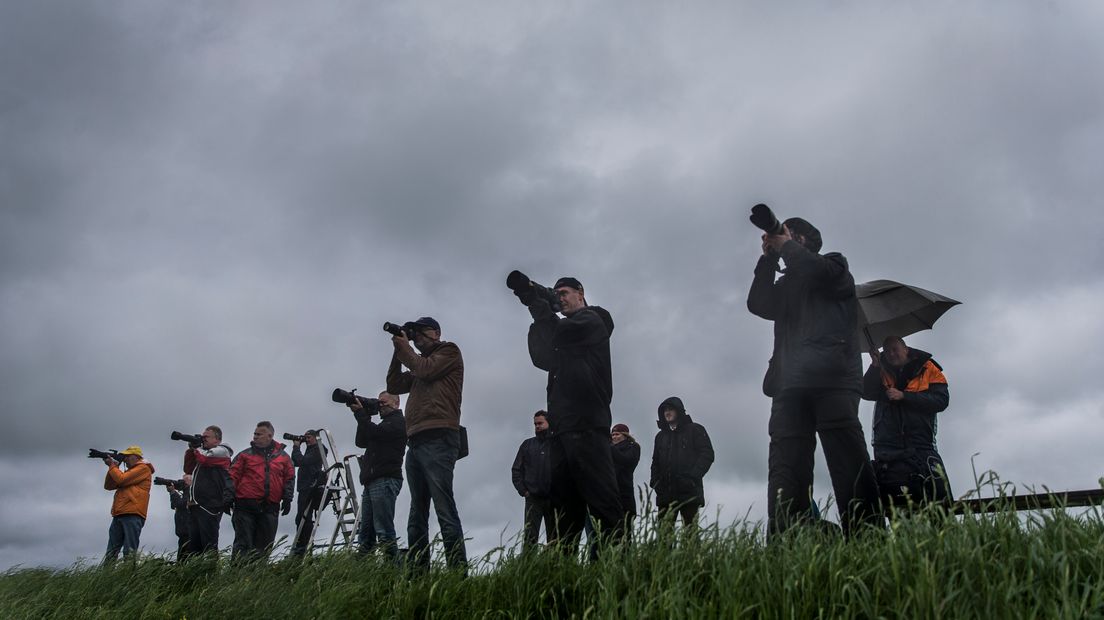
[750,203,785,236]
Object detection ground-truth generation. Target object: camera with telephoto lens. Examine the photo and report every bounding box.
[170,431,203,447]
[749,203,785,236]
[283,432,309,443]
[331,388,380,414]
[506,270,562,312]
[154,477,186,488]
[88,448,124,460]
[383,321,418,340]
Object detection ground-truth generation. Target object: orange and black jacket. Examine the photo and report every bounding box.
[862,348,949,460]
[105,460,154,519]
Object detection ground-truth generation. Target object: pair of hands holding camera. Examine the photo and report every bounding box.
[761,225,793,257]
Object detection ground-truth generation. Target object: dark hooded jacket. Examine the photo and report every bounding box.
[527,301,615,433]
[747,240,863,396]
[862,348,949,461]
[650,397,715,507]
[355,408,407,484]
[511,431,552,498]
[291,442,328,492]
[611,437,641,515]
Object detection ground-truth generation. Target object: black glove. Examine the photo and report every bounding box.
[188,440,202,449]
[281,498,292,516]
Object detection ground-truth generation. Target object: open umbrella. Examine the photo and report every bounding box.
[855,279,961,351]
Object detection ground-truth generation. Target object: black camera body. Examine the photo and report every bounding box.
[283,432,309,443]
[506,270,562,312]
[332,388,381,413]
[750,203,785,236]
[88,448,124,460]
[383,321,418,340]
[170,431,203,447]
[154,477,186,488]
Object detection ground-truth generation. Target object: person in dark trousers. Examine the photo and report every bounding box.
[229,421,295,560]
[289,429,328,556]
[511,410,554,550]
[609,423,640,532]
[386,316,467,572]
[520,276,625,556]
[747,216,882,537]
[102,445,154,563]
[165,481,190,561]
[863,336,952,508]
[183,425,234,557]
[649,397,714,526]
[350,391,407,560]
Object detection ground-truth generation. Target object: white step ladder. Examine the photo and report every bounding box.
[293,428,361,554]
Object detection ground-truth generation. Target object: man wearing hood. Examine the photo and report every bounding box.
[102,445,153,562]
[521,276,625,553]
[649,398,714,526]
[748,216,881,536]
[863,336,952,507]
[511,410,554,550]
[182,425,234,557]
[229,421,295,559]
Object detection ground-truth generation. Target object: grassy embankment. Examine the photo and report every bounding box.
[4,502,1104,619]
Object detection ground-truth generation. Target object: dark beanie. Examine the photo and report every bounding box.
[411,316,441,331]
[612,423,629,434]
[782,217,823,253]
[554,277,583,291]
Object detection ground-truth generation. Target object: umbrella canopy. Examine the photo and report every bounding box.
[855,279,961,350]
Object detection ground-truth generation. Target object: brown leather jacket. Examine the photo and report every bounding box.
[386,340,464,437]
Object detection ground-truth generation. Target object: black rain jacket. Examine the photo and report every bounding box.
[862,348,949,461]
[528,302,615,433]
[355,408,407,484]
[291,443,328,492]
[611,437,641,515]
[747,240,863,396]
[650,397,715,507]
[511,431,552,498]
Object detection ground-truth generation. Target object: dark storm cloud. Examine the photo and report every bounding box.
[3,1,1104,568]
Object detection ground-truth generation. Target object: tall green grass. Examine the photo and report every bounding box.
[5,502,1104,619]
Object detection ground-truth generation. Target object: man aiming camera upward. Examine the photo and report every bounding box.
[181,425,234,557]
[229,421,295,560]
[747,208,881,537]
[289,430,327,556]
[101,445,154,563]
[350,391,406,560]
[516,275,625,555]
[386,316,467,572]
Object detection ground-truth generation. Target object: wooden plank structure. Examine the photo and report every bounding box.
[951,488,1104,514]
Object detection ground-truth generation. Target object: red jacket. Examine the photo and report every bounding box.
[230,441,294,504]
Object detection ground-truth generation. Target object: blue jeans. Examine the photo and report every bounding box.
[406,430,467,570]
[104,514,145,562]
[358,477,403,558]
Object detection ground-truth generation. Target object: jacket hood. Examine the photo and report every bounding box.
[251,440,286,453]
[587,305,615,335]
[131,459,154,474]
[657,396,689,429]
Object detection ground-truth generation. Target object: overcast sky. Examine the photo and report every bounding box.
[2,1,1103,570]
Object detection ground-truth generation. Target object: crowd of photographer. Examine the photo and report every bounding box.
[90,203,956,569]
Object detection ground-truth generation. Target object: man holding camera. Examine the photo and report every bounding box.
[165,481,190,561]
[386,316,467,572]
[519,276,625,554]
[102,445,154,562]
[182,425,234,556]
[289,430,328,556]
[350,391,406,560]
[747,213,881,537]
[229,421,295,559]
